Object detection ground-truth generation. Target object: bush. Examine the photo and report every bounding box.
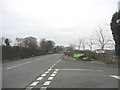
[2,45,43,61]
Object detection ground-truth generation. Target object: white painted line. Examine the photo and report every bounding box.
[41,87,47,89]
[51,74,56,76]
[36,77,43,80]
[40,87,47,90]
[30,81,39,86]
[51,59,61,68]
[110,75,120,80]
[43,81,51,85]
[48,69,52,71]
[48,77,54,80]
[49,67,52,69]
[41,74,46,77]
[25,87,33,90]
[55,69,59,71]
[58,68,103,71]
[6,61,30,70]
[53,71,57,73]
[45,71,49,74]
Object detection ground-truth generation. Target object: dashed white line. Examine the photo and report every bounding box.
[6,61,30,70]
[51,74,56,76]
[53,71,57,73]
[26,59,61,89]
[30,81,39,86]
[48,69,52,71]
[25,87,33,90]
[40,87,47,90]
[55,69,59,71]
[41,87,47,89]
[45,71,49,74]
[51,59,61,68]
[43,81,51,85]
[36,77,43,80]
[48,77,54,80]
[110,75,120,80]
[41,74,46,77]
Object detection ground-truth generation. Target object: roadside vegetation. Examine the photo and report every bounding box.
[1,37,64,62]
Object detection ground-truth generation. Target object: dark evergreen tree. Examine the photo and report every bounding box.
[110,11,120,56]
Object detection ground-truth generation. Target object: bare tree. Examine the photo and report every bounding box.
[69,43,76,51]
[81,37,86,50]
[87,34,94,51]
[95,26,111,50]
[77,38,82,50]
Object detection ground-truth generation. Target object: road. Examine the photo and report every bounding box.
[2,54,119,89]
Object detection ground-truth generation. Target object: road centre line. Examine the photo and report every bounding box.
[40,87,47,90]
[25,87,33,90]
[41,74,46,77]
[26,59,61,89]
[51,59,61,68]
[53,71,57,73]
[51,73,56,76]
[30,81,39,86]
[6,61,31,70]
[48,77,54,80]
[45,71,49,73]
[110,75,120,80]
[55,69,59,71]
[53,71,57,74]
[48,69,52,71]
[36,77,43,80]
[43,81,51,85]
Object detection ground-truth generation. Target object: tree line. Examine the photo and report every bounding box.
[68,25,114,52]
[1,36,65,61]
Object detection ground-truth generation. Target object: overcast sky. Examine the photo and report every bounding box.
[0,0,119,47]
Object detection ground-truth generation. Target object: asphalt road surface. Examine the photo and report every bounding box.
[2,54,119,89]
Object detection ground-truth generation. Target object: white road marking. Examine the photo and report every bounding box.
[36,77,43,80]
[43,81,51,85]
[30,81,39,86]
[58,68,103,71]
[41,74,46,77]
[25,87,33,90]
[48,69,52,71]
[51,59,61,68]
[45,71,49,74]
[110,75,120,80]
[41,87,47,89]
[48,77,54,80]
[55,69,59,71]
[53,71,57,73]
[51,74,56,76]
[40,87,47,90]
[6,61,30,70]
